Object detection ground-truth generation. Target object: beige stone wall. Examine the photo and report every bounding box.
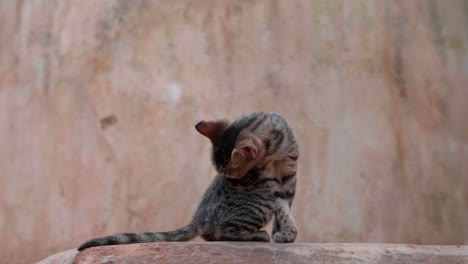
[0,1,467,263]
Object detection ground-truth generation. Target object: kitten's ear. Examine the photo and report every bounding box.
[195,119,229,143]
[232,138,257,160]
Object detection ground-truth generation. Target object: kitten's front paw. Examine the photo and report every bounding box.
[272,228,297,243]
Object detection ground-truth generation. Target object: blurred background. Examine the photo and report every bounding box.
[0,1,467,263]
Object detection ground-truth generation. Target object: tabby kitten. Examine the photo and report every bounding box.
[78,112,299,251]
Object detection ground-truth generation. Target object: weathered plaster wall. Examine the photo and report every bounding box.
[0,1,467,263]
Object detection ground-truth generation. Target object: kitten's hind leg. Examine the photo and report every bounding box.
[214,229,270,242]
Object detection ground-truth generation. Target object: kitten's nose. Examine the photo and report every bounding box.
[218,168,227,177]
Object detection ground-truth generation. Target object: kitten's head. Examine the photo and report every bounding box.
[195,118,263,179]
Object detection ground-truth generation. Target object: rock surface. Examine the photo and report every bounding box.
[35,250,77,264]
[36,243,468,264]
[1,1,467,263]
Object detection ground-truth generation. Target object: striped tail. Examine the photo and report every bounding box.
[78,223,200,251]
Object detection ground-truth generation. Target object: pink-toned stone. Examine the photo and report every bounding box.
[34,250,77,264]
[37,243,468,264]
[1,1,467,264]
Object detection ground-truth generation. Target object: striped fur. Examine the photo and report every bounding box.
[201,112,299,243]
[78,112,299,251]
